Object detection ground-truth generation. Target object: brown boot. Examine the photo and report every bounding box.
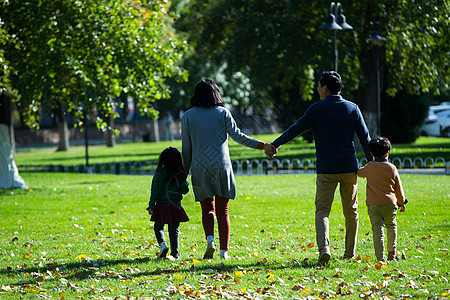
[388,251,398,261]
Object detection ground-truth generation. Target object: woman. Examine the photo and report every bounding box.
[182,79,273,259]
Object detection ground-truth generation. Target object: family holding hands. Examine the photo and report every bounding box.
[146,71,408,263]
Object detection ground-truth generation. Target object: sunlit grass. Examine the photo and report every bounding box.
[1,173,449,298]
[14,135,450,167]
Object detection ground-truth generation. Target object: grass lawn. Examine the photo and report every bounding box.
[1,173,449,299]
[14,135,450,167]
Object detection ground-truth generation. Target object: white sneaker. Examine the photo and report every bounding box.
[203,241,215,259]
[220,250,229,260]
[158,242,168,258]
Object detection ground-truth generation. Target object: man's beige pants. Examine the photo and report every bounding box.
[315,172,358,258]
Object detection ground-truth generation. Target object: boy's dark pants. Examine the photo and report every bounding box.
[154,222,180,258]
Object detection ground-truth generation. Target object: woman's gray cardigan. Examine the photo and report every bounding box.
[182,106,260,201]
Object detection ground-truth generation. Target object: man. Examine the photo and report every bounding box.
[267,71,372,263]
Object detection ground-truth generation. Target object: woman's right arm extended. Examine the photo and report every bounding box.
[224,108,261,149]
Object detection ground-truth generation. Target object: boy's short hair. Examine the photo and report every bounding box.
[319,71,342,94]
[368,136,391,158]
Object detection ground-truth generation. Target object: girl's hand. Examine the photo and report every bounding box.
[147,208,153,215]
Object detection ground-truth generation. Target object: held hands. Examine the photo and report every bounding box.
[147,208,153,215]
[398,199,408,212]
[264,143,277,159]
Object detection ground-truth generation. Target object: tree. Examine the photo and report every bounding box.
[1,0,187,145]
[0,0,187,188]
[173,0,449,140]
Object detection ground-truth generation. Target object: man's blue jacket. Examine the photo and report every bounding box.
[272,95,372,174]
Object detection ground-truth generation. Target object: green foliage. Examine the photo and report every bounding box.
[0,0,188,128]
[0,24,12,95]
[174,0,449,99]
[171,0,449,142]
[0,173,449,298]
[383,0,450,96]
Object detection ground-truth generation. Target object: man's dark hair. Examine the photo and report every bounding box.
[190,79,223,107]
[319,71,342,95]
[368,136,392,158]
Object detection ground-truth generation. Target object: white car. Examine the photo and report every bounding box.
[421,107,450,137]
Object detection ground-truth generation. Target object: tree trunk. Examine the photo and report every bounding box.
[105,115,116,147]
[148,118,160,142]
[55,100,70,151]
[0,93,28,189]
[355,44,386,139]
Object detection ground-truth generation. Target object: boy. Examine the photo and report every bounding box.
[357,136,407,261]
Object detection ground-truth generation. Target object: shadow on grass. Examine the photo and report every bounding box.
[3,255,328,285]
[0,188,33,196]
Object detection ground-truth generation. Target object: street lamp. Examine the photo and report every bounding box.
[367,22,386,136]
[82,107,92,174]
[319,2,353,72]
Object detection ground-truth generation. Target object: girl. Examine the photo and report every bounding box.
[147,146,189,259]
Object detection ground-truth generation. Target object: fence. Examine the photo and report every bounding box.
[18,156,449,175]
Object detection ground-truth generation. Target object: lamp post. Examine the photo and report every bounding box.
[367,22,386,136]
[83,107,91,174]
[319,2,353,72]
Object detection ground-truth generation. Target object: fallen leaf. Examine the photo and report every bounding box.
[76,254,87,260]
[234,271,243,277]
[292,285,305,291]
[1,285,12,292]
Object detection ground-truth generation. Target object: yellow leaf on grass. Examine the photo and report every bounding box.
[267,273,275,281]
[152,276,160,280]
[241,287,248,294]
[120,264,128,269]
[192,259,200,264]
[245,196,251,200]
[173,274,183,280]
[76,254,86,260]
[234,271,244,277]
